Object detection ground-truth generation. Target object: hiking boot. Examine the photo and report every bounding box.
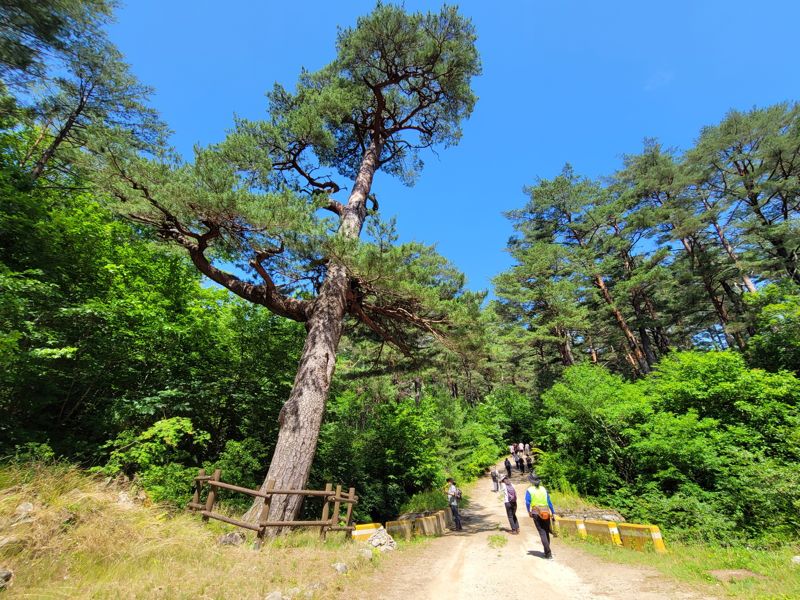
[544,551,553,559]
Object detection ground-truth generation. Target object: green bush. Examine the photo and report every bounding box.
[537,352,800,545]
[96,417,209,505]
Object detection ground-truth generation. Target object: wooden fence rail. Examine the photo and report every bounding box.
[187,468,358,547]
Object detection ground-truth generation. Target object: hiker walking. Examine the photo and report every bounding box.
[504,456,512,479]
[500,475,520,534]
[515,453,525,473]
[490,467,500,492]
[524,442,531,456]
[525,454,533,472]
[446,477,463,531]
[525,473,556,559]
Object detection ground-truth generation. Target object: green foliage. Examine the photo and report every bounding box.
[745,283,800,374]
[98,417,208,505]
[313,378,503,521]
[399,489,451,514]
[539,352,800,544]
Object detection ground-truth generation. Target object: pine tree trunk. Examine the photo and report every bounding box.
[554,326,575,366]
[30,89,89,183]
[593,275,650,374]
[243,139,383,525]
[242,265,348,523]
[709,219,757,293]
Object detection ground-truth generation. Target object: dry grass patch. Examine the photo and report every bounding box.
[0,463,380,599]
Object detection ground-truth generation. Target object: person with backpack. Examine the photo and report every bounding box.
[499,474,520,534]
[516,453,525,473]
[446,477,463,531]
[504,456,513,479]
[525,454,533,472]
[490,467,500,492]
[525,473,556,559]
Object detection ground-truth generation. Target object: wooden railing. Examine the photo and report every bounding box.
[187,468,358,546]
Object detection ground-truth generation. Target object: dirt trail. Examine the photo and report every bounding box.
[360,468,715,600]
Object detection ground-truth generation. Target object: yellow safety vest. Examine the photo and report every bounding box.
[527,485,548,507]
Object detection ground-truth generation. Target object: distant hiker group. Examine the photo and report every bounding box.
[467,443,556,559]
[503,441,534,475]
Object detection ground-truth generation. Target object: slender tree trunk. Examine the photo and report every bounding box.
[638,325,657,366]
[554,326,575,366]
[243,140,382,524]
[643,295,670,353]
[699,274,744,350]
[709,218,757,293]
[588,337,599,364]
[30,91,88,182]
[593,275,650,374]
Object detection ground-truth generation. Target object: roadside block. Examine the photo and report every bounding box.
[351,523,381,541]
[583,519,622,546]
[434,510,448,532]
[414,515,442,536]
[385,520,413,541]
[555,517,587,539]
[617,523,667,553]
[442,507,454,528]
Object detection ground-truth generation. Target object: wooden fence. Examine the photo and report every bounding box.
[187,468,358,546]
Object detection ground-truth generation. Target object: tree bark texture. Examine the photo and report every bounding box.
[243,141,382,525]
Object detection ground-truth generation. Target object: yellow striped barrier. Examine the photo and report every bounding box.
[583,519,622,546]
[385,519,413,541]
[351,523,381,541]
[414,515,443,536]
[617,523,667,553]
[555,517,587,539]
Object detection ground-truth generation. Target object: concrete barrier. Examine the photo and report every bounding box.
[385,519,413,541]
[618,523,667,553]
[555,517,587,539]
[414,515,442,536]
[583,519,622,546]
[351,523,382,541]
[441,507,454,529]
[434,510,448,532]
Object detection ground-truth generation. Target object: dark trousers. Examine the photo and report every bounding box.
[505,501,519,532]
[532,513,552,555]
[505,465,512,478]
[450,504,463,530]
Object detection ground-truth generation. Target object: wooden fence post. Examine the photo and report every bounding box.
[330,484,343,532]
[191,468,205,508]
[255,479,276,548]
[343,487,356,536]
[319,483,333,541]
[202,468,221,522]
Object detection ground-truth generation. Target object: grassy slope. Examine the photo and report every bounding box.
[0,464,386,599]
[550,490,800,600]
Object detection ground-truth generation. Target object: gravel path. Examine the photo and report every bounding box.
[358,467,716,600]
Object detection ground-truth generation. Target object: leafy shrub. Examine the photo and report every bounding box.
[537,353,800,544]
[97,417,209,505]
[745,283,800,374]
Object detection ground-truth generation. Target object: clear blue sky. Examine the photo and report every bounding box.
[109,1,800,293]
